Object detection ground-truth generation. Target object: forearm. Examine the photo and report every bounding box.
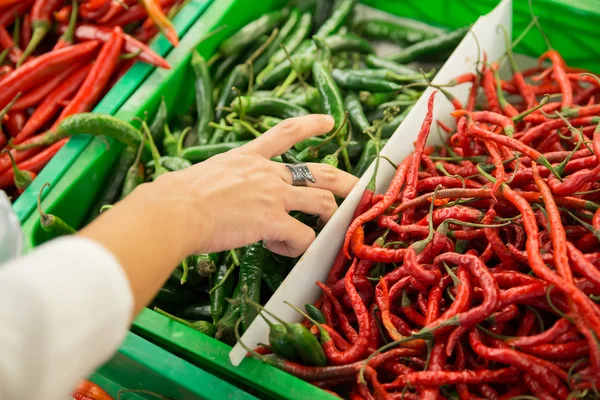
[79,182,193,316]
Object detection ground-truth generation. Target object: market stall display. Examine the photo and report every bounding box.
[0,0,213,215]
[11,0,600,399]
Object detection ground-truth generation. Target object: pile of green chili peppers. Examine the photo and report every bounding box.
[46,0,468,344]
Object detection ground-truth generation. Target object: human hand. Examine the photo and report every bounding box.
[143,114,359,258]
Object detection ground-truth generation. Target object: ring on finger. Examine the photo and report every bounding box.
[285,163,316,187]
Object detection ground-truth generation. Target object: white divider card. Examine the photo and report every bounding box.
[230,0,512,366]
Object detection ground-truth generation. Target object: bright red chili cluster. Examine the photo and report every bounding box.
[0,0,179,195]
[252,39,600,400]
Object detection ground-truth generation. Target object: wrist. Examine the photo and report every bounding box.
[133,176,213,257]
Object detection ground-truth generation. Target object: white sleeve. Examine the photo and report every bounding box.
[0,236,133,400]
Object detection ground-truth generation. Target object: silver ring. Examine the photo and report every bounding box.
[286,163,316,187]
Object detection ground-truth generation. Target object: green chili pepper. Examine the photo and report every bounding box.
[320,153,339,168]
[146,156,192,172]
[353,139,389,177]
[149,97,168,143]
[312,0,333,34]
[215,65,247,122]
[315,0,355,37]
[238,243,269,330]
[359,91,398,108]
[188,51,214,146]
[210,255,235,324]
[387,26,469,64]
[119,137,145,200]
[220,9,289,56]
[281,149,302,164]
[154,307,217,337]
[179,301,212,321]
[260,11,312,78]
[247,299,326,366]
[258,33,373,88]
[181,141,249,163]
[305,304,326,324]
[215,285,241,342]
[230,96,309,119]
[261,253,286,292]
[213,52,241,83]
[264,8,300,60]
[37,183,76,237]
[3,150,34,193]
[162,124,178,157]
[364,54,421,77]
[258,116,283,130]
[287,86,322,111]
[354,18,439,45]
[141,121,168,180]
[170,260,204,286]
[332,68,402,92]
[267,324,301,360]
[313,62,346,138]
[344,93,370,134]
[208,118,228,145]
[85,147,136,223]
[155,282,197,305]
[223,131,238,143]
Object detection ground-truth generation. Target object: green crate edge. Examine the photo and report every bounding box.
[91,331,257,400]
[11,0,214,223]
[18,0,600,399]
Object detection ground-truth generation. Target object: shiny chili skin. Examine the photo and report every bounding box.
[344,155,412,258]
[351,226,406,263]
[0,141,66,189]
[539,50,572,110]
[13,64,93,144]
[432,252,500,355]
[54,28,124,125]
[0,41,100,110]
[469,328,569,399]
[401,91,437,226]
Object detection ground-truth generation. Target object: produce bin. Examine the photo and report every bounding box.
[90,332,257,400]
[17,0,600,399]
[11,0,214,223]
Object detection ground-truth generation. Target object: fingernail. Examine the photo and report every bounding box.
[323,115,335,125]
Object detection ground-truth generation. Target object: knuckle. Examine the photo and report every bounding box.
[319,163,337,184]
[321,190,336,210]
[276,118,298,133]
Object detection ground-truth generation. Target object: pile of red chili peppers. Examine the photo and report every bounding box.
[248,33,600,400]
[0,0,179,195]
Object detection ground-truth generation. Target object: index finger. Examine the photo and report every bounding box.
[241,114,335,159]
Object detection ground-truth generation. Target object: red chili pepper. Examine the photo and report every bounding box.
[12,63,92,144]
[109,0,176,27]
[401,91,436,226]
[98,0,137,24]
[53,27,124,125]
[18,0,65,65]
[481,62,502,114]
[0,1,35,27]
[138,0,179,46]
[0,41,100,111]
[532,163,573,285]
[65,24,170,69]
[12,63,81,111]
[0,24,23,64]
[73,380,113,400]
[469,328,569,399]
[0,139,66,189]
[539,50,573,110]
[317,282,358,344]
[5,111,26,138]
[79,0,111,20]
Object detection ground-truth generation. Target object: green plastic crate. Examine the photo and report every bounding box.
[91,332,257,400]
[18,0,600,399]
[11,0,214,223]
